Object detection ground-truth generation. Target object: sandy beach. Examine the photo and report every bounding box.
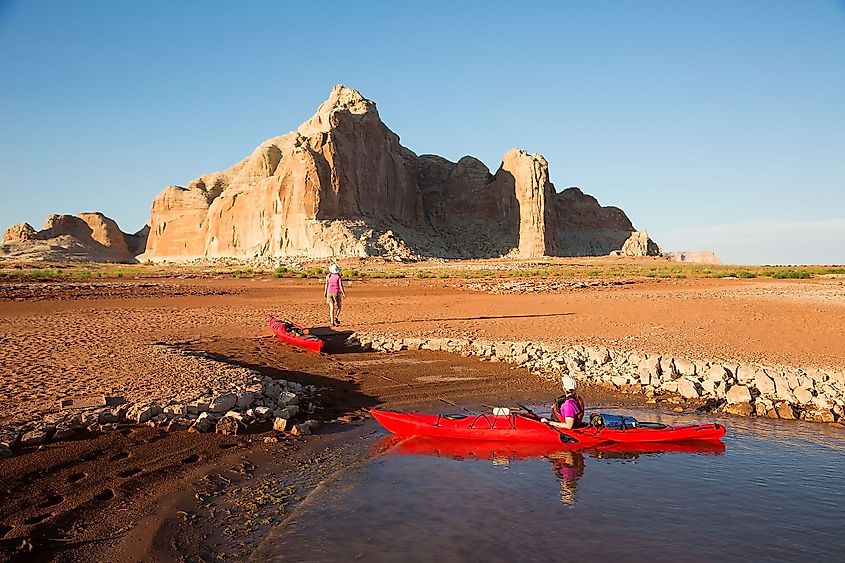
[1,271,844,560]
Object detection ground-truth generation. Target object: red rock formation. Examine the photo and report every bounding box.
[1,213,143,263]
[139,85,659,261]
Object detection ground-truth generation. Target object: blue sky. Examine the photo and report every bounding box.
[1,0,843,265]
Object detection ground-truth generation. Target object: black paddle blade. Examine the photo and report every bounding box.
[557,433,577,444]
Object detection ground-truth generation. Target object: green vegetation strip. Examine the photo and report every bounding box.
[1,262,843,281]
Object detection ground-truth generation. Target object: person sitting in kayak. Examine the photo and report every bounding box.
[541,375,585,430]
[324,263,346,326]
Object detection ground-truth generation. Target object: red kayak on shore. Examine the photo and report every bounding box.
[268,316,324,353]
[370,408,726,446]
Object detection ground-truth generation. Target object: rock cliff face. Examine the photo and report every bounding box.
[1,213,144,263]
[140,85,660,261]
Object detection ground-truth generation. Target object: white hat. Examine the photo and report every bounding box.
[561,375,577,391]
[329,263,340,274]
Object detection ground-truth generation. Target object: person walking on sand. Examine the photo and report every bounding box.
[324,263,345,326]
[541,375,585,430]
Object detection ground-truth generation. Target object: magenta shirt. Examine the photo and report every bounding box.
[326,273,341,294]
[559,398,583,423]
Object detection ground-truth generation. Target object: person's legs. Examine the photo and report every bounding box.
[334,294,342,324]
[327,295,336,326]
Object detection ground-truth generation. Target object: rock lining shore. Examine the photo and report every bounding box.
[0,346,320,456]
[352,333,845,425]
[4,331,842,457]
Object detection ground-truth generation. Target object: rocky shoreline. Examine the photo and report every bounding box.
[0,345,320,457]
[4,329,842,457]
[352,333,845,425]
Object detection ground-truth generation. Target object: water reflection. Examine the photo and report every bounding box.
[548,451,584,505]
[374,435,725,506]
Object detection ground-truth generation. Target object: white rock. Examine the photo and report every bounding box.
[661,380,679,394]
[704,365,730,382]
[660,357,678,380]
[611,375,628,387]
[735,365,757,384]
[677,378,701,399]
[793,387,814,405]
[588,347,611,365]
[754,370,777,396]
[674,358,696,377]
[726,384,753,405]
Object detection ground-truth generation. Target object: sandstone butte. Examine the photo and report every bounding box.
[2,85,660,263]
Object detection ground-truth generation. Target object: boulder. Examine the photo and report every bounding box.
[674,358,696,377]
[273,417,288,432]
[776,402,797,420]
[676,378,701,400]
[704,365,731,383]
[209,393,237,413]
[805,409,836,423]
[588,347,611,366]
[793,387,814,405]
[723,402,754,417]
[735,365,757,385]
[725,384,753,405]
[659,357,678,380]
[20,429,48,446]
[236,391,256,408]
[254,406,272,419]
[216,415,243,436]
[754,370,777,396]
[637,356,661,386]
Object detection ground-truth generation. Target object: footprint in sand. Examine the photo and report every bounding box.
[79,449,107,462]
[118,468,141,478]
[180,454,200,464]
[24,513,51,525]
[0,524,13,538]
[109,451,130,461]
[95,489,115,502]
[67,472,87,484]
[39,493,63,508]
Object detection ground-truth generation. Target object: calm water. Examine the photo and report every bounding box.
[254,408,845,562]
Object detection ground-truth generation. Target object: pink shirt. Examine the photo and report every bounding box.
[326,273,342,295]
[559,398,584,424]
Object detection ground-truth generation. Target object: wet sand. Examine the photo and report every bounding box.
[1,274,843,560]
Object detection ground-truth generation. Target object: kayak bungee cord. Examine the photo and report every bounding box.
[372,373,481,415]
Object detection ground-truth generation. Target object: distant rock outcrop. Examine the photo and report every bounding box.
[143,85,659,261]
[664,251,721,265]
[0,213,145,263]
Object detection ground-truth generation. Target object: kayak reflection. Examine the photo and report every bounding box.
[373,435,725,506]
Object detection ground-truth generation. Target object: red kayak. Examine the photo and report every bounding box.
[370,409,725,446]
[268,316,324,353]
